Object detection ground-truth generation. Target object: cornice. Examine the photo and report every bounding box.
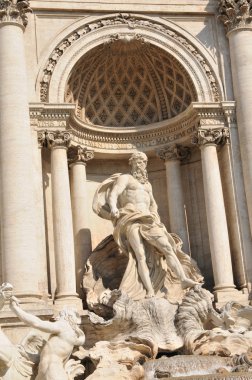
[30,102,230,153]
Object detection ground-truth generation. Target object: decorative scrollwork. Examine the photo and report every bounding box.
[68,145,94,164]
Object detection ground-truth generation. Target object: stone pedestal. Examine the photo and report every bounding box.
[69,146,94,296]
[157,144,190,253]
[0,1,46,304]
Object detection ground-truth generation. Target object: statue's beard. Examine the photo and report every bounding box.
[132,168,148,184]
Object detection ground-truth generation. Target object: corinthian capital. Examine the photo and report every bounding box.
[192,128,230,147]
[38,130,71,149]
[68,146,94,164]
[157,144,191,162]
[218,0,252,33]
[0,0,32,27]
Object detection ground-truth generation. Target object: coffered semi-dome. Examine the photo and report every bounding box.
[65,38,197,128]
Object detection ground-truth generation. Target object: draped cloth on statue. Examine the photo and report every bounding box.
[93,174,203,301]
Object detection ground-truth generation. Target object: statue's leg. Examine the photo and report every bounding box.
[128,227,155,297]
[151,237,199,289]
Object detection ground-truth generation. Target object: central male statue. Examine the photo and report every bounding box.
[93,151,201,298]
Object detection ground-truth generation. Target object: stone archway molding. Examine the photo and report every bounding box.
[36,13,224,105]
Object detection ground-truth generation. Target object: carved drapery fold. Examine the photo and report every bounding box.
[192,127,230,146]
[0,0,32,27]
[218,0,252,33]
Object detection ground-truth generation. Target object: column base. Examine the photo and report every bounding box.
[214,288,249,308]
[54,292,83,311]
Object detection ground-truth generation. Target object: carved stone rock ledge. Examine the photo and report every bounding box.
[0,0,32,27]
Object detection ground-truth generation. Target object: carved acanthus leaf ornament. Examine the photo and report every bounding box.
[218,0,252,32]
[0,0,32,27]
[157,144,191,162]
[192,127,230,146]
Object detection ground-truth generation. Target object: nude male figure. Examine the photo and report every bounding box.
[10,298,85,380]
[108,151,199,298]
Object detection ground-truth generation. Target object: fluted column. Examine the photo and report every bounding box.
[157,144,190,253]
[68,146,94,296]
[0,1,46,303]
[40,131,81,308]
[218,1,252,237]
[194,128,236,298]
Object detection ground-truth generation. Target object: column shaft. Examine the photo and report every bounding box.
[51,145,78,301]
[70,162,91,295]
[0,23,44,301]
[228,31,252,236]
[201,143,235,291]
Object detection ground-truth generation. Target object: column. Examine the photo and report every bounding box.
[41,131,81,308]
[68,146,94,296]
[157,144,190,253]
[194,128,237,301]
[218,2,252,237]
[0,1,46,303]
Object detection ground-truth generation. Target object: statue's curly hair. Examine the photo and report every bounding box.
[129,151,148,166]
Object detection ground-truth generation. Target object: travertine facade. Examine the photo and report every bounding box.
[1,0,252,378]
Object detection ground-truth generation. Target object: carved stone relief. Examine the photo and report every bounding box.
[40,13,220,104]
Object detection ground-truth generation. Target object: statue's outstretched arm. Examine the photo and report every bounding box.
[10,297,61,334]
[108,175,129,217]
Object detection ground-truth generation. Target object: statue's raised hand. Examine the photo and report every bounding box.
[110,207,120,219]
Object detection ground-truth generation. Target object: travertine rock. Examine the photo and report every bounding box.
[75,341,146,380]
[176,286,252,356]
